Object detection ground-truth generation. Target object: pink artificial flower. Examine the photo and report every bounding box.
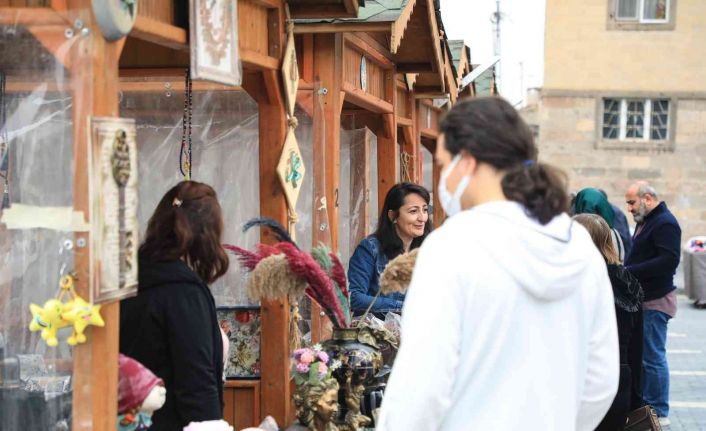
[317,351,329,363]
[293,349,306,360]
[300,351,315,364]
[296,363,310,373]
[318,362,328,376]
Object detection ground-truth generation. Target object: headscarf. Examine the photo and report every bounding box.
[573,188,615,228]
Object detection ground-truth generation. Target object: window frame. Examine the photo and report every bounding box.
[596,96,676,151]
[608,0,675,31]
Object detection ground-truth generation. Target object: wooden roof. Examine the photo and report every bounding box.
[288,0,363,18]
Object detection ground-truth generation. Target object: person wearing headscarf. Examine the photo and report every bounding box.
[573,187,626,262]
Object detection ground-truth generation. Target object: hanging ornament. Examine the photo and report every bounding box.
[28,273,104,347]
[0,71,9,209]
[179,68,193,180]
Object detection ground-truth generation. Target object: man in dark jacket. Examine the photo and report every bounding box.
[600,189,633,258]
[624,181,681,426]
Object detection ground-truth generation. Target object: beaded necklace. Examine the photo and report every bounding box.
[179,69,193,180]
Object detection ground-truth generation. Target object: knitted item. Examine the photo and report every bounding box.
[118,354,164,414]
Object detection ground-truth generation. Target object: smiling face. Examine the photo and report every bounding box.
[391,193,429,241]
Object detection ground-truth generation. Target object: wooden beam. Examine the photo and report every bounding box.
[313,33,342,256]
[377,127,398,211]
[396,63,434,73]
[289,5,357,19]
[421,127,439,140]
[241,49,280,71]
[396,116,413,127]
[382,113,395,140]
[0,7,68,26]
[250,0,280,8]
[263,69,284,106]
[343,0,359,15]
[294,22,390,35]
[390,0,416,54]
[342,82,393,114]
[251,70,292,427]
[68,0,123,429]
[343,33,394,69]
[301,34,314,83]
[130,15,188,51]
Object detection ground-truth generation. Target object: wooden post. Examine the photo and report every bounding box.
[244,69,291,426]
[313,33,342,250]
[64,2,123,430]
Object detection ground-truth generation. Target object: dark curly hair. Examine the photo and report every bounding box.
[440,97,568,225]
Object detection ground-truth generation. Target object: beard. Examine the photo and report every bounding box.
[633,200,648,223]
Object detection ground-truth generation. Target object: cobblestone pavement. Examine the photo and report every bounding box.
[662,294,706,430]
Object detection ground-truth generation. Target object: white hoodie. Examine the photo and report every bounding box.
[376,201,619,431]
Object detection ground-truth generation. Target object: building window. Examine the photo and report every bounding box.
[602,98,670,141]
[608,0,674,30]
[616,0,669,23]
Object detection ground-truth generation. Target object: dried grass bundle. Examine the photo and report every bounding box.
[379,249,419,295]
[246,254,307,301]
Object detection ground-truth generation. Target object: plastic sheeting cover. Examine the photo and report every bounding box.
[1,24,77,431]
[120,85,262,306]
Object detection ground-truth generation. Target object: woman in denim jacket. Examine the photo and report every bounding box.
[348,183,432,316]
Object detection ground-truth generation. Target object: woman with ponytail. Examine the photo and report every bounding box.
[120,181,231,431]
[377,98,619,431]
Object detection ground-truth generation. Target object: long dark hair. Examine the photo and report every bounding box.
[440,97,568,224]
[140,181,229,284]
[373,182,432,259]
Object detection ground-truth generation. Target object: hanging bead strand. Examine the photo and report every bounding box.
[179,68,193,180]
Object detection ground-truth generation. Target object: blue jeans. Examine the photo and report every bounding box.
[643,310,671,417]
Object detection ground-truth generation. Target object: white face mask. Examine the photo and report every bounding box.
[437,154,471,217]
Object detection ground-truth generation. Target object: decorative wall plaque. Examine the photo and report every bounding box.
[190,0,242,86]
[89,117,138,304]
[276,129,306,211]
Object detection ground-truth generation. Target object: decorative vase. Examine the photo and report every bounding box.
[321,328,382,427]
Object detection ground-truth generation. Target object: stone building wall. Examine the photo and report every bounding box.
[533,95,706,241]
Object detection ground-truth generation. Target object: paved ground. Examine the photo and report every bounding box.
[663,294,706,430]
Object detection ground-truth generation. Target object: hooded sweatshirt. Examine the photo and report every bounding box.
[377,201,619,431]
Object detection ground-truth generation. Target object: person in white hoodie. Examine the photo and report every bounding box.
[376,97,619,431]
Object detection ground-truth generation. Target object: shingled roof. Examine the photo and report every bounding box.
[294,0,409,24]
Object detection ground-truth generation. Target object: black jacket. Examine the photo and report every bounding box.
[625,202,681,301]
[596,264,644,431]
[120,255,224,430]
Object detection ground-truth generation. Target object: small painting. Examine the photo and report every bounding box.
[218,307,261,379]
[190,0,241,86]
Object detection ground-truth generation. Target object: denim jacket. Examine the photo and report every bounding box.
[348,235,405,315]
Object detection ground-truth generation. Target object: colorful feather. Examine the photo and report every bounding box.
[223,244,262,271]
[311,245,333,271]
[242,217,297,247]
[329,252,349,299]
[276,242,347,328]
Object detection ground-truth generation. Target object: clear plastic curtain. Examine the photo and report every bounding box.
[1,22,78,431]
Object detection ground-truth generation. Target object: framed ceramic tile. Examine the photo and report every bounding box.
[217,307,261,379]
[190,0,242,86]
[88,117,139,304]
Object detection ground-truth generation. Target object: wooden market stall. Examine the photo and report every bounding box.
[0,1,294,429]
[292,0,454,254]
[0,1,464,430]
